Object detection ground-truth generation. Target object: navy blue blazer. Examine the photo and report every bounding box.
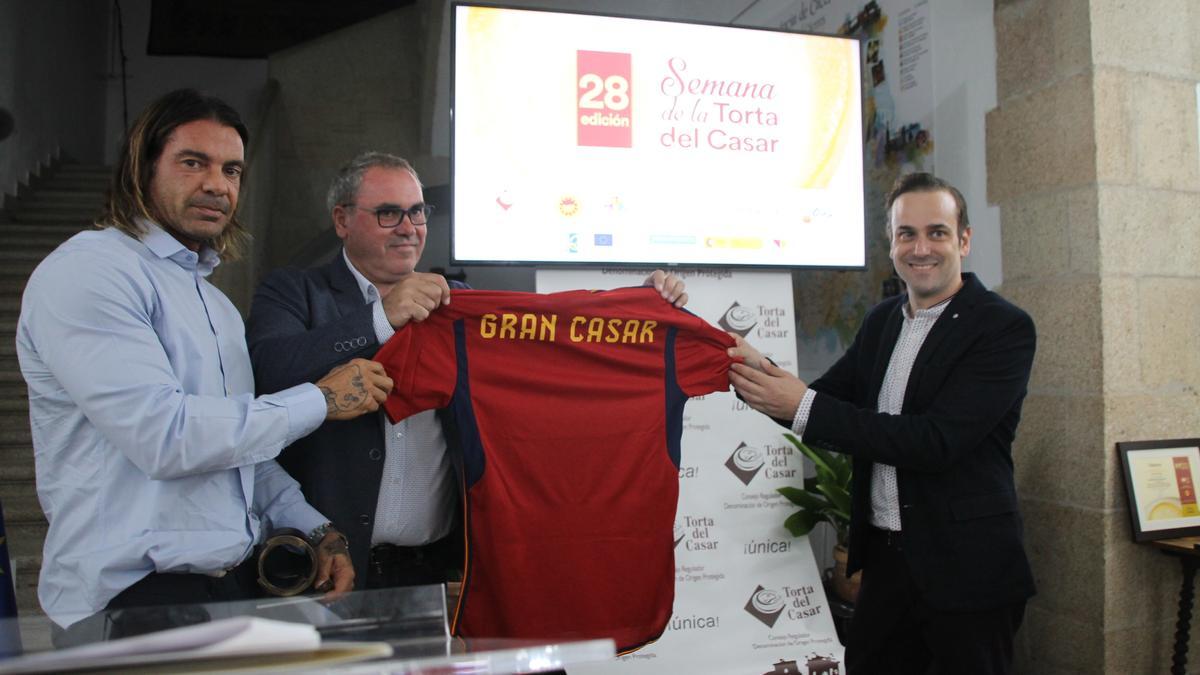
[246,253,467,582]
[804,273,1037,612]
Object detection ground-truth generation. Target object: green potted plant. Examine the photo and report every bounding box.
[777,432,860,602]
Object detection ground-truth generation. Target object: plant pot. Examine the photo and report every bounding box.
[831,544,862,603]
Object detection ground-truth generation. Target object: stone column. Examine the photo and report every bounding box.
[988,0,1200,672]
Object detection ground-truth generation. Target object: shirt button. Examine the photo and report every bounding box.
[359,514,371,526]
[368,448,382,460]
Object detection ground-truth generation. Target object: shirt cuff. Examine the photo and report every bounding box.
[372,300,396,344]
[276,383,327,445]
[272,501,328,538]
[791,388,818,438]
[292,507,330,539]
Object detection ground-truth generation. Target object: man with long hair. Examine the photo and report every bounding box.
[16,89,393,641]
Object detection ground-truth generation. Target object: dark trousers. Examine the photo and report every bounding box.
[53,558,259,649]
[845,527,1026,675]
[366,532,463,589]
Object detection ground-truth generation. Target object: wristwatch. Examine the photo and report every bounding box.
[307,521,340,546]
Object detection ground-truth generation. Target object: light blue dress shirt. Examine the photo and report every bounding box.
[16,222,328,628]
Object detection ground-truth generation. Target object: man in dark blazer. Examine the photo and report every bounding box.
[248,152,465,588]
[730,173,1036,675]
[247,151,690,589]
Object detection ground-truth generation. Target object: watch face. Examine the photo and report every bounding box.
[308,522,334,544]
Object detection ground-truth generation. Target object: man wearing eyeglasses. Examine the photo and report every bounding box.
[247,152,687,589]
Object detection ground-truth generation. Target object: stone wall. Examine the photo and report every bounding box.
[989,0,1200,672]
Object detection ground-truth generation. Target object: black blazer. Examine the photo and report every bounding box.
[245,253,467,582]
[804,273,1036,612]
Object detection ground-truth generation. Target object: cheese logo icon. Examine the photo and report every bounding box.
[718,302,758,337]
[744,585,785,627]
[725,442,765,486]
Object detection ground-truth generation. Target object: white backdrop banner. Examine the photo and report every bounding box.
[536,269,844,675]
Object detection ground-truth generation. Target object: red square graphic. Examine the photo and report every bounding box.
[577,50,632,148]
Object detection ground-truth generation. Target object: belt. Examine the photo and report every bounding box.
[868,525,904,550]
[370,538,452,568]
[200,555,257,580]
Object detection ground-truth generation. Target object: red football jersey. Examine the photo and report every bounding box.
[375,286,734,652]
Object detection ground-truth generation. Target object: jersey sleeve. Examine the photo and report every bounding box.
[374,313,458,423]
[674,315,736,397]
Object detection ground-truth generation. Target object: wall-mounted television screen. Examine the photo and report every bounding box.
[450,3,865,268]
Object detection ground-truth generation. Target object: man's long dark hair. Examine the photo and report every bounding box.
[99,88,251,260]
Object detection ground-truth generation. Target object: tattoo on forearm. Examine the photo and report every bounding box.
[320,386,337,416]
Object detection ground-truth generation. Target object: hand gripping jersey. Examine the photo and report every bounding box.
[375,287,734,652]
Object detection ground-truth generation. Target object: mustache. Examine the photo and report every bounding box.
[188,197,230,213]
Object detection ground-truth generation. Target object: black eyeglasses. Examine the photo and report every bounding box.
[343,203,434,228]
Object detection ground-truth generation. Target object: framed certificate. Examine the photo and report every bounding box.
[1118,438,1200,542]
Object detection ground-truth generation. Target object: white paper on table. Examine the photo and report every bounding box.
[0,616,320,674]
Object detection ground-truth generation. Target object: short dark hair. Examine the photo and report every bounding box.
[100,89,251,259]
[884,172,970,239]
[326,151,420,214]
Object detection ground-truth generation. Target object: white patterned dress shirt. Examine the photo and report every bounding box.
[342,250,456,546]
[791,296,952,531]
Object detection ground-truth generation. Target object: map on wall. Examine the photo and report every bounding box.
[768,0,934,377]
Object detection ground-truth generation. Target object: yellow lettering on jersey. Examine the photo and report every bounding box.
[640,320,657,343]
[606,318,622,343]
[480,313,497,338]
[480,312,558,342]
[622,320,640,343]
[586,317,605,342]
[499,313,518,339]
[566,316,658,344]
[519,313,556,341]
[519,313,537,340]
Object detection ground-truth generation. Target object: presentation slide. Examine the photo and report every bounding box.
[452,4,865,268]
